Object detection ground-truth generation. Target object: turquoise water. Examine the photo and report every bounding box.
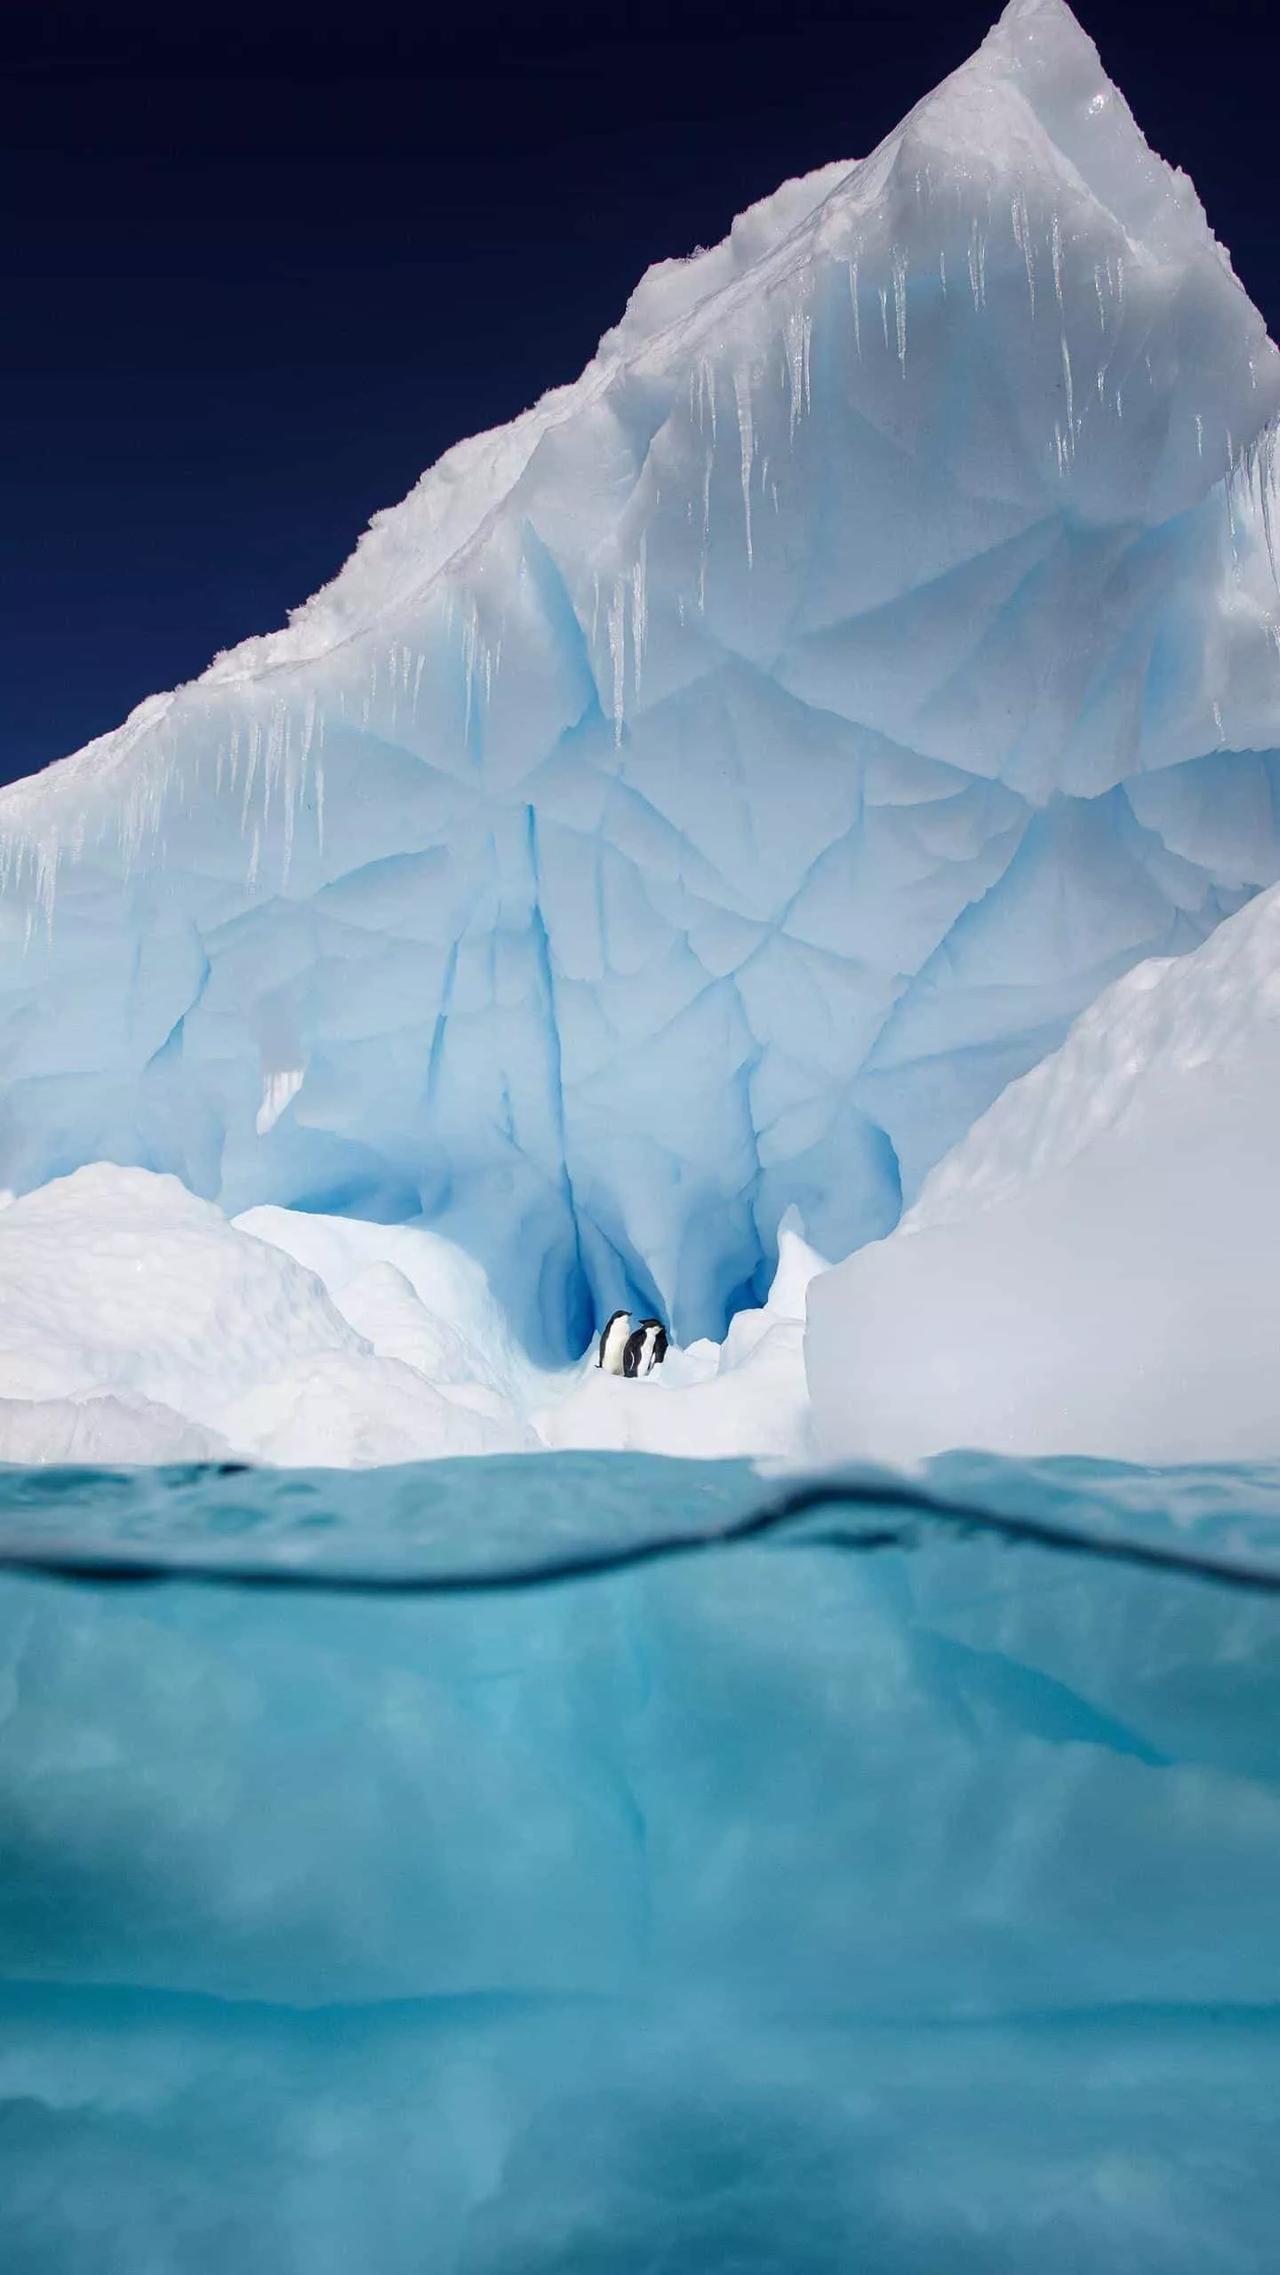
[3,1451,1280,2271]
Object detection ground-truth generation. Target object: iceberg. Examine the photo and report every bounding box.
[3,0,1280,1365]
[807,876,1280,1467]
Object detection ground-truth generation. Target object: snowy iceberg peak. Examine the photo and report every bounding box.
[1,2,1280,1361]
[6,0,1273,808]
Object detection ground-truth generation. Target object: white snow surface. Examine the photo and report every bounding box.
[806,880,1280,1466]
[0,1165,818,1466]
[3,0,1280,1361]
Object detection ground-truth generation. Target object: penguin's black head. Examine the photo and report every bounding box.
[638,1317,664,1331]
[603,1309,629,1329]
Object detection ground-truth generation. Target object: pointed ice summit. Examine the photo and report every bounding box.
[3,0,1279,1355]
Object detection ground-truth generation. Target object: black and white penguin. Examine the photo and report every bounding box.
[597,1310,632,1375]
[622,1319,668,1378]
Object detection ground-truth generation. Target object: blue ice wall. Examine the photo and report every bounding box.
[3,0,1280,1353]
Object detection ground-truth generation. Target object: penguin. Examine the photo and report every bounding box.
[597,1310,632,1375]
[622,1318,668,1378]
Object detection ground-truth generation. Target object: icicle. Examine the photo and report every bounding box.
[733,367,755,569]
[803,310,812,418]
[692,357,719,444]
[281,745,299,883]
[630,535,648,696]
[1195,412,1204,458]
[698,440,713,613]
[1050,213,1064,311]
[608,578,627,745]
[1011,193,1035,316]
[1060,335,1075,448]
[1258,430,1279,590]
[892,248,908,371]
[261,701,285,837]
[785,308,811,441]
[462,597,484,743]
[848,259,862,359]
[878,284,890,350]
[966,220,986,313]
[241,719,262,834]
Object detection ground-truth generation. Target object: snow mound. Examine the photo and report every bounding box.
[0,1394,230,1467]
[1,1,1278,1359]
[0,1165,818,1467]
[806,882,1280,1464]
[0,1167,535,1467]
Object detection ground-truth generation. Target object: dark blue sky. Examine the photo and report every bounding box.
[3,0,1277,785]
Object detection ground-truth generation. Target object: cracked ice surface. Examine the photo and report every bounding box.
[4,0,1280,1355]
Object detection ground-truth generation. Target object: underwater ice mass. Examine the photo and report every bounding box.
[3,0,1280,1394]
[5,1453,1280,2270]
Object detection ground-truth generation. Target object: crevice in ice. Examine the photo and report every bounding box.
[425,939,461,1109]
[524,806,593,1354]
[256,1068,305,1138]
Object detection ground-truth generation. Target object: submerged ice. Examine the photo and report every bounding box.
[4,1456,1280,2270]
[4,0,1280,1358]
